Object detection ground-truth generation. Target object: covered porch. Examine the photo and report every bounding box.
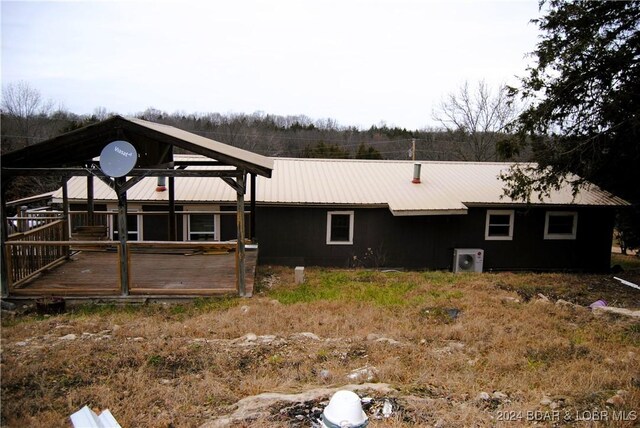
[1,116,273,299]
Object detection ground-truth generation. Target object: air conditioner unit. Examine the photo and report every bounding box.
[453,249,484,273]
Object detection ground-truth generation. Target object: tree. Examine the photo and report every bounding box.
[355,142,383,159]
[433,80,519,161]
[502,0,640,253]
[1,81,54,151]
[303,142,350,159]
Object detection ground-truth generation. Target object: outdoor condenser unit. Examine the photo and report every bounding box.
[453,249,484,273]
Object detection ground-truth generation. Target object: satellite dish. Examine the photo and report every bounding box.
[100,140,138,177]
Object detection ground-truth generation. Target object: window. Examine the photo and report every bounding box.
[485,210,514,240]
[188,214,216,241]
[326,211,354,245]
[111,211,141,241]
[544,211,577,240]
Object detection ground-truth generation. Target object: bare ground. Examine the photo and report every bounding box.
[1,257,639,427]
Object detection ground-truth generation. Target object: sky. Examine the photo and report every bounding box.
[1,0,541,130]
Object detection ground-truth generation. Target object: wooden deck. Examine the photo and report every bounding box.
[8,248,258,298]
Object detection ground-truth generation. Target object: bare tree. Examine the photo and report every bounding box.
[1,81,55,150]
[433,80,518,161]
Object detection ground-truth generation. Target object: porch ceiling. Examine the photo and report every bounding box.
[1,116,273,178]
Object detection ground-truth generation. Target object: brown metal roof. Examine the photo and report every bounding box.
[52,156,629,215]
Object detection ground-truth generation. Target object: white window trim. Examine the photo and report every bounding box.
[485,209,514,241]
[544,211,578,240]
[108,208,142,241]
[186,213,220,241]
[326,211,354,245]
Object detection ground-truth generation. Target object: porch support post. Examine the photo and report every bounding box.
[61,177,70,258]
[250,173,256,240]
[87,175,95,226]
[0,178,10,298]
[168,176,176,241]
[115,177,130,296]
[236,172,246,296]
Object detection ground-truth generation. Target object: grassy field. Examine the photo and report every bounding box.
[1,260,639,427]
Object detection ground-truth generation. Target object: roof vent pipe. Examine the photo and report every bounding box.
[412,163,422,184]
[156,176,167,192]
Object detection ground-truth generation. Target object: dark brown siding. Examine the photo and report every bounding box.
[253,206,615,272]
[141,205,183,241]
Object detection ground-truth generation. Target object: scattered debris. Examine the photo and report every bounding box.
[321,390,368,428]
[70,405,121,428]
[613,276,640,291]
[199,383,394,428]
[589,299,608,310]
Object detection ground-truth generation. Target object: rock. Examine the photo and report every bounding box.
[540,396,553,406]
[492,391,508,401]
[556,299,580,308]
[593,306,640,318]
[318,369,331,382]
[606,394,625,407]
[375,337,401,345]
[133,337,144,342]
[366,333,381,341]
[501,296,520,304]
[15,341,28,347]
[200,383,394,428]
[244,333,258,342]
[549,400,564,410]
[292,332,320,341]
[476,392,490,401]
[347,366,378,382]
[112,324,121,332]
[59,334,77,341]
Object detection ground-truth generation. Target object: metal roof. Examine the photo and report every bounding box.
[52,156,629,215]
[1,116,274,178]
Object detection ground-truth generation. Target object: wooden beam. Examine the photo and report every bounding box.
[250,173,256,240]
[235,172,246,297]
[2,167,244,178]
[168,176,177,241]
[87,175,95,226]
[115,177,129,296]
[61,177,70,258]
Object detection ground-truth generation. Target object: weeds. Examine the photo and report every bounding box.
[2,267,639,427]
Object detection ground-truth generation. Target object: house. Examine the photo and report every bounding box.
[48,155,628,272]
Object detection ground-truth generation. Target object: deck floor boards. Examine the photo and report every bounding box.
[10,249,257,297]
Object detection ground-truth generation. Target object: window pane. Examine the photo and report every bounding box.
[548,215,574,234]
[489,214,511,226]
[190,215,215,232]
[488,225,510,236]
[330,214,351,242]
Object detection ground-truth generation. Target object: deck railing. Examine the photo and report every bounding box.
[5,220,69,288]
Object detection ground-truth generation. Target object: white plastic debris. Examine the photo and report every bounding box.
[613,276,640,291]
[321,390,368,428]
[70,405,121,428]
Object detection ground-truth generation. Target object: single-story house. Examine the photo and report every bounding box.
[48,154,627,272]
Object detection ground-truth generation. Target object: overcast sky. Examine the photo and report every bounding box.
[2,0,540,130]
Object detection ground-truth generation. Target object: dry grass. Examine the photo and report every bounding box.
[1,266,639,427]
